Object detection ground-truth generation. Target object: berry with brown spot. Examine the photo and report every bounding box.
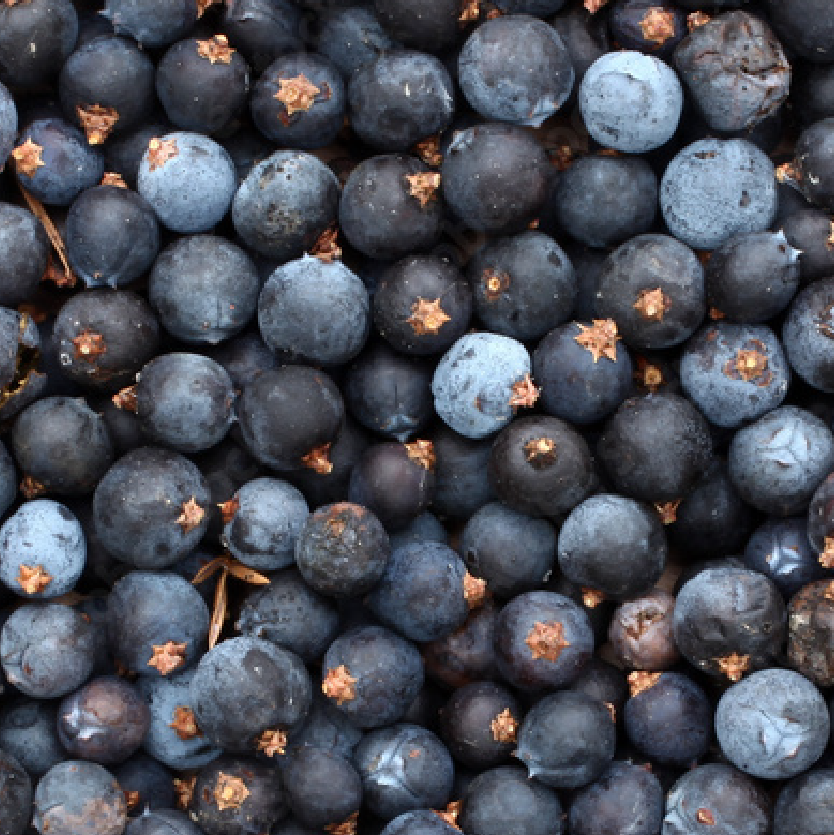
[214,772,249,810]
[71,329,106,362]
[482,268,511,301]
[639,7,677,46]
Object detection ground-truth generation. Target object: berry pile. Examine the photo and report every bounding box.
[1,0,834,833]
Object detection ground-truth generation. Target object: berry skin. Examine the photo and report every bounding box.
[124,810,202,835]
[579,51,683,153]
[148,235,259,346]
[258,256,370,367]
[102,0,197,48]
[0,698,65,777]
[660,138,778,251]
[608,590,680,671]
[557,494,667,599]
[0,204,48,308]
[93,447,211,569]
[494,590,594,691]
[0,499,86,599]
[321,625,424,729]
[1,603,95,698]
[107,571,210,679]
[232,150,339,262]
[515,690,616,789]
[782,276,834,393]
[313,5,399,78]
[138,132,236,234]
[774,768,834,835]
[190,637,312,752]
[355,723,454,820]
[381,810,460,835]
[458,15,574,127]
[678,323,790,428]
[367,540,469,642]
[715,668,830,780]
[0,749,31,835]
[432,333,532,440]
[33,761,127,835]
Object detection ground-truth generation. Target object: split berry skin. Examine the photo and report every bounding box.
[251,52,344,149]
[557,494,667,599]
[0,204,49,308]
[553,154,658,250]
[678,323,790,428]
[339,154,444,261]
[92,446,212,569]
[660,138,778,251]
[366,540,469,642]
[138,668,222,771]
[232,150,340,262]
[673,566,787,680]
[32,760,127,835]
[294,502,390,599]
[59,35,156,142]
[0,499,86,599]
[468,231,577,343]
[594,234,705,352]
[348,50,455,151]
[623,672,712,769]
[190,636,312,752]
[458,15,574,127]
[727,406,834,516]
[674,12,791,133]
[489,415,597,520]
[532,322,633,426]
[663,763,772,835]
[258,256,370,367]
[66,185,160,289]
[0,604,96,699]
[355,723,454,820]
[432,333,532,441]
[579,51,683,153]
[373,255,472,357]
[321,625,425,729]
[438,681,521,771]
[569,761,664,835]
[716,668,830,780]
[441,123,551,235]
[106,571,210,679]
[597,393,713,505]
[14,118,105,207]
[493,590,594,692]
[223,478,309,572]
[190,755,286,835]
[237,365,344,472]
[515,690,616,789]
[137,132,237,235]
[461,502,556,599]
[157,36,251,136]
[459,766,563,835]
[148,235,260,347]
[236,569,339,663]
[57,675,151,765]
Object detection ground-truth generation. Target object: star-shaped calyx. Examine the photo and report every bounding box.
[407,298,451,336]
[490,708,518,743]
[687,11,711,30]
[406,172,441,208]
[111,385,138,412]
[256,728,288,757]
[413,135,443,166]
[633,287,671,322]
[482,268,511,301]
[20,475,45,500]
[12,139,44,177]
[169,705,202,740]
[310,226,341,262]
[325,811,360,835]
[405,439,436,470]
[458,0,481,23]
[173,776,196,809]
[77,104,119,145]
[101,171,127,188]
[17,564,52,595]
[639,7,677,45]
[302,443,334,474]
[146,138,179,172]
[525,620,570,661]
[322,665,357,705]
[574,319,621,363]
[196,34,235,65]
[275,74,326,122]
[584,0,609,12]
[628,671,661,697]
[724,345,772,385]
[820,537,834,568]
[655,499,681,524]
[509,374,540,409]
[72,329,106,362]
[716,652,751,682]
[218,494,240,524]
[433,801,462,830]
[214,773,249,811]
[523,437,556,467]
[463,571,489,609]
[147,641,188,675]
[177,497,205,534]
